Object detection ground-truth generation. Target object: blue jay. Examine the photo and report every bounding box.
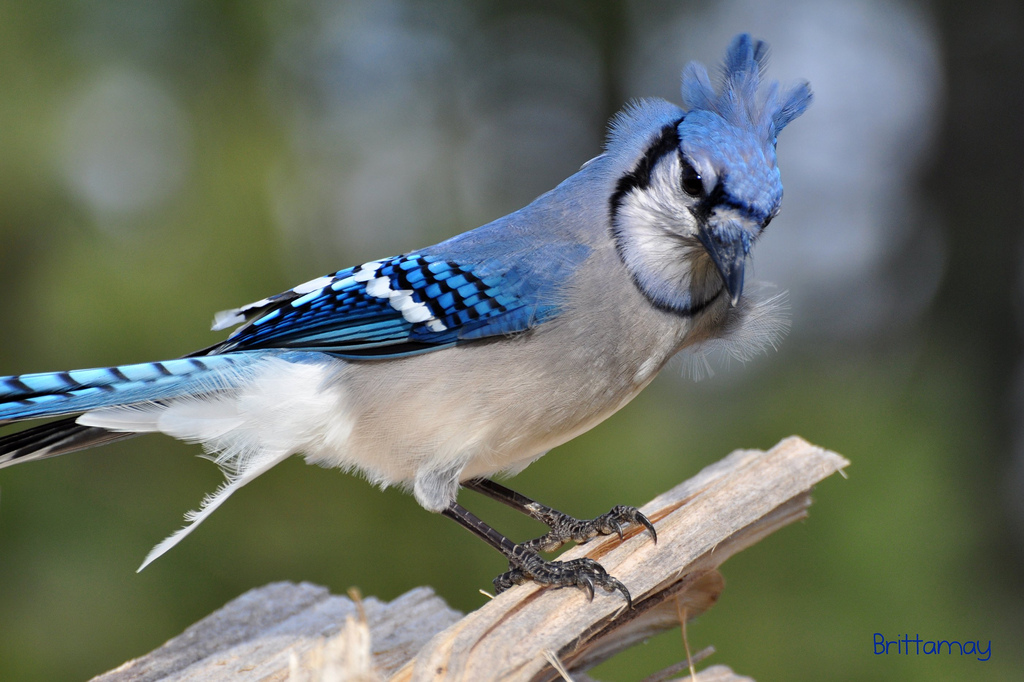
[0,35,810,605]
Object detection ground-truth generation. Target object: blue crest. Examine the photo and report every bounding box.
[681,34,812,139]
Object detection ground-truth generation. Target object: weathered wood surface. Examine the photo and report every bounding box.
[93,583,461,682]
[92,436,847,682]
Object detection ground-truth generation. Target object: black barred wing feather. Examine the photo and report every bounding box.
[213,254,556,358]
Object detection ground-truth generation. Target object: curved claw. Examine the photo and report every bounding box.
[605,505,656,544]
[607,577,633,610]
[612,519,624,540]
[636,511,657,544]
[575,558,632,608]
[579,574,596,601]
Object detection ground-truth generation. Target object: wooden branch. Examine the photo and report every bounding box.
[92,436,847,682]
[394,436,847,681]
[92,583,462,682]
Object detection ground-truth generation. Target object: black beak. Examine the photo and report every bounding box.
[697,228,747,306]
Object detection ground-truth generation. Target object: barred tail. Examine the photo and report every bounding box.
[0,353,261,468]
[0,355,254,423]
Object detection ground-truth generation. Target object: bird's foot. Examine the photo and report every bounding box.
[526,504,657,553]
[494,550,632,607]
[450,484,656,605]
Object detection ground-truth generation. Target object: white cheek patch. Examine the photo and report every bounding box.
[618,155,693,234]
[616,161,698,281]
[612,155,719,314]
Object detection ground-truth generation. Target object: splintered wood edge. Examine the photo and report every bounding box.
[392,436,848,682]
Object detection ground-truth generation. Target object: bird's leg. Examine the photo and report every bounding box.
[446,479,656,605]
[441,502,634,606]
[462,477,657,552]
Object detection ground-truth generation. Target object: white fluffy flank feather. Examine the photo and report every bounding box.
[136,451,288,571]
[78,356,353,571]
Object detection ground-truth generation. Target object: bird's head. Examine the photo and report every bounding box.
[608,34,811,315]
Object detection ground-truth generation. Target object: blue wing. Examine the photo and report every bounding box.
[213,253,560,359]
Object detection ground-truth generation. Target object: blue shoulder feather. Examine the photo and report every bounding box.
[214,249,575,359]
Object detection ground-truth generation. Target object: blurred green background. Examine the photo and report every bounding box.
[0,1,1022,680]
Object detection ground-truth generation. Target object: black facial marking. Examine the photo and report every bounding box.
[608,116,732,317]
[609,117,685,216]
[690,181,727,224]
[689,179,771,226]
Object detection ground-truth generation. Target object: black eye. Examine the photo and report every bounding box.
[680,160,703,197]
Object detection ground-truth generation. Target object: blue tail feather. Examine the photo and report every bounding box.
[0,354,255,423]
